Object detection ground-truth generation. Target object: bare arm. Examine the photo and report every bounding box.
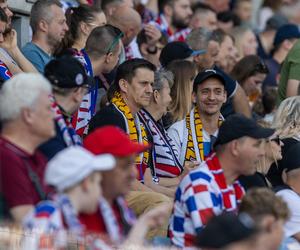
[286,79,300,98]
[10,205,34,224]
[131,178,154,192]
[232,84,252,118]
[144,169,176,198]
[1,30,38,73]
[158,161,200,188]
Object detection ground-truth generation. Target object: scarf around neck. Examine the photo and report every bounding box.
[111,92,150,182]
[138,108,183,178]
[185,107,223,163]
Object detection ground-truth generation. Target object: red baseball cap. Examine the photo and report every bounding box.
[84,126,150,157]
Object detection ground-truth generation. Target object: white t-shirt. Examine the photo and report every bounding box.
[277,188,300,238]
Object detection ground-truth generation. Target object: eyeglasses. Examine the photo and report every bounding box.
[105,24,124,54]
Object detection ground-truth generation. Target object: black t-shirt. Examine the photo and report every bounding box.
[267,138,300,187]
[88,103,127,134]
[239,172,269,191]
[39,122,67,160]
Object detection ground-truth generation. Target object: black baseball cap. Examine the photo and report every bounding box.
[159,41,206,67]
[193,69,226,92]
[44,56,94,89]
[214,114,275,148]
[273,24,300,47]
[196,212,258,248]
[282,143,300,173]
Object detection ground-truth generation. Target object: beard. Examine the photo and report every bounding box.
[171,14,189,29]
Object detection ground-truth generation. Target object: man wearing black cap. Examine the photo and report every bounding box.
[159,41,206,68]
[276,143,300,242]
[168,69,227,166]
[169,113,274,247]
[160,38,251,118]
[39,56,93,160]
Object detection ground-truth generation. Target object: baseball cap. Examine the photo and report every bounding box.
[214,114,274,148]
[159,41,206,67]
[266,14,288,31]
[45,146,115,192]
[44,56,94,89]
[281,143,300,173]
[84,126,149,157]
[274,24,300,46]
[196,212,258,248]
[193,69,226,91]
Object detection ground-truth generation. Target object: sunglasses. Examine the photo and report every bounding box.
[105,24,124,54]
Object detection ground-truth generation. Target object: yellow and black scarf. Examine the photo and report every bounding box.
[111,92,150,181]
[184,107,223,163]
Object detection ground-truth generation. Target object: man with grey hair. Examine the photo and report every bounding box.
[22,0,68,73]
[0,73,55,223]
[186,27,217,72]
[138,69,186,198]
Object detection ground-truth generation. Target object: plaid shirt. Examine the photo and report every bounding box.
[169,153,245,247]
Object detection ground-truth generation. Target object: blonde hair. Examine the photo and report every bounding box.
[167,60,197,123]
[256,120,277,174]
[230,26,251,59]
[272,96,300,139]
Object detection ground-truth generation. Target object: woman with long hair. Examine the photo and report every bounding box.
[55,5,106,56]
[230,26,258,60]
[267,96,300,186]
[231,55,269,107]
[165,60,197,128]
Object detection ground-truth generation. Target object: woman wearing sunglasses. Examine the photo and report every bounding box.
[239,121,283,190]
[267,96,300,187]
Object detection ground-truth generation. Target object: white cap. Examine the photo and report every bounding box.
[45,146,115,192]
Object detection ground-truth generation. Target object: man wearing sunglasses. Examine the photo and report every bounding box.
[39,56,94,160]
[72,24,122,137]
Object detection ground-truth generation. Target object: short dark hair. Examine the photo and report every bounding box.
[107,59,156,99]
[192,2,215,13]
[158,0,174,13]
[262,87,277,114]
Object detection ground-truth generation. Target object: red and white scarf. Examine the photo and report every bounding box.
[152,14,191,42]
[206,153,245,211]
[50,95,82,146]
[98,197,135,244]
[138,109,183,178]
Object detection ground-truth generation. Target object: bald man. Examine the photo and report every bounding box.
[108,6,142,60]
[101,0,134,17]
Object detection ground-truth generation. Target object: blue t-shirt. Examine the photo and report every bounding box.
[262,57,280,91]
[22,42,53,73]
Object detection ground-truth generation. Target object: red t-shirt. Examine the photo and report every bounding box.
[79,203,123,236]
[0,137,49,208]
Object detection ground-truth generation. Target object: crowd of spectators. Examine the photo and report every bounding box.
[1,0,300,249]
